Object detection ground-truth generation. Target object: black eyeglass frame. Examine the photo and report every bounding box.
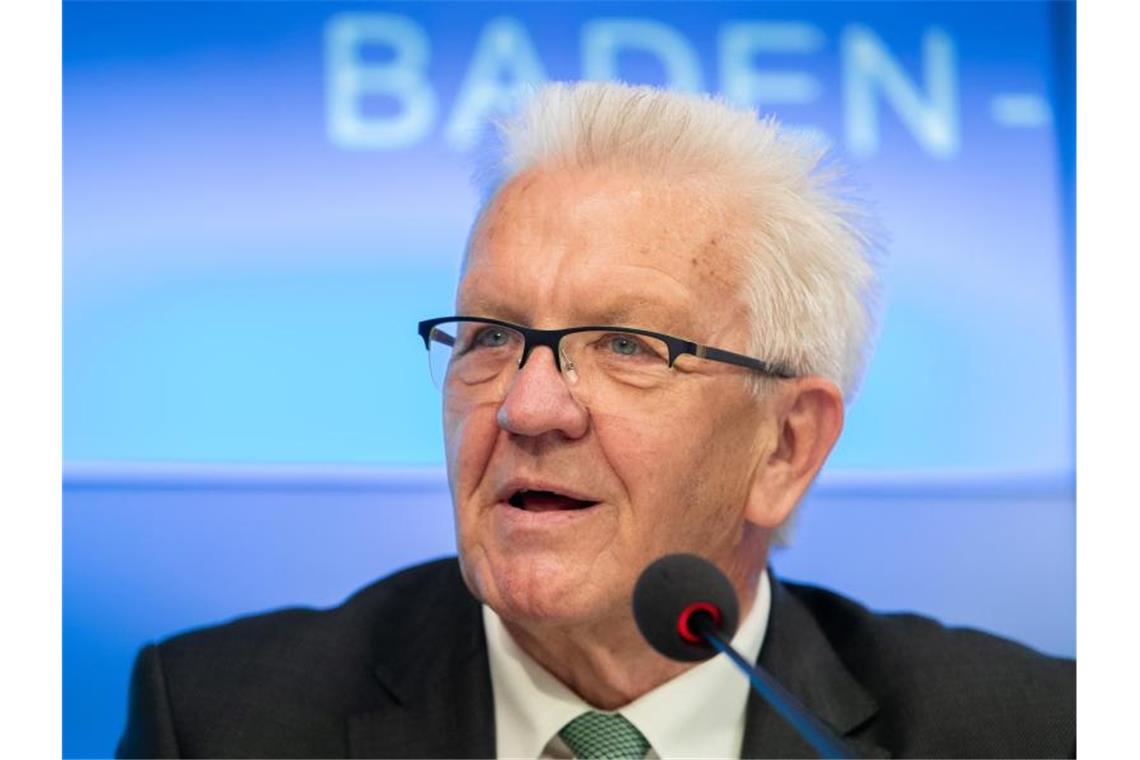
[417,316,796,379]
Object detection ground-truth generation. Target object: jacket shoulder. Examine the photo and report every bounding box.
[783,580,1075,758]
[122,557,468,758]
[157,556,465,678]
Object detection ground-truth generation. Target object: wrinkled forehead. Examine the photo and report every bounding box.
[459,167,754,333]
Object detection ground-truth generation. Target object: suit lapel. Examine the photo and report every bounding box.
[347,561,496,759]
[741,575,888,759]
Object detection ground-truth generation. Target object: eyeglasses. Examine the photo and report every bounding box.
[416,316,794,403]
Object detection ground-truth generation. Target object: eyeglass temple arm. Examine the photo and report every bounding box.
[695,344,796,379]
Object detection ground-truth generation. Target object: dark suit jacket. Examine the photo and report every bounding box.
[117,558,1074,758]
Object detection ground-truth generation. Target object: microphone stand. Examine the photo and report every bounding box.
[691,613,853,759]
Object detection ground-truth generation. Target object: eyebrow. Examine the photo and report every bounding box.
[456,299,689,339]
[588,299,685,332]
[454,298,530,326]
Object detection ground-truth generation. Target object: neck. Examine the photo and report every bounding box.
[504,541,769,709]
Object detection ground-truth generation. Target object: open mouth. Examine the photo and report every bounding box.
[506,490,600,513]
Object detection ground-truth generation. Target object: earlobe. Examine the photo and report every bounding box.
[743,378,845,529]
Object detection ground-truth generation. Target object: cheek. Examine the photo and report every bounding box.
[444,400,500,503]
[695,405,770,524]
[596,396,759,535]
[594,409,706,517]
[592,410,666,479]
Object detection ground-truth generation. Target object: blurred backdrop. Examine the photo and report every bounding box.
[63,1,1075,756]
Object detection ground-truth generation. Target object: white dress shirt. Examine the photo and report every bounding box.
[483,571,771,759]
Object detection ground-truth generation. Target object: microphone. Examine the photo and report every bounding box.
[632,554,853,759]
[632,551,740,661]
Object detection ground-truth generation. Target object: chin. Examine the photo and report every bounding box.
[459,546,620,627]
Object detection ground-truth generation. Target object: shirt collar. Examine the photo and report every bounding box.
[484,570,771,759]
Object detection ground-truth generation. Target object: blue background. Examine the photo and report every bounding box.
[64,2,1075,756]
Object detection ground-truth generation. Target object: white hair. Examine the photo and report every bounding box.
[474,80,882,402]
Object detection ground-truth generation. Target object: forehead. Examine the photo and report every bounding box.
[460,166,751,333]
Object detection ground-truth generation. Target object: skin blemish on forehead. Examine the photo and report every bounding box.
[693,232,741,282]
[478,218,500,246]
[510,174,539,196]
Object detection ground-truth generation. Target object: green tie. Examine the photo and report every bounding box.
[558,711,651,759]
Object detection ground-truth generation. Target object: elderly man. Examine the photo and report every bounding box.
[118,82,1074,759]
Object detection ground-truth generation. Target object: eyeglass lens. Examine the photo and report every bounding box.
[427,320,675,400]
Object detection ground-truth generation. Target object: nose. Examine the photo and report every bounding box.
[496,345,589,439]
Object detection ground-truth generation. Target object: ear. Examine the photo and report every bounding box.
[744,377,845,529]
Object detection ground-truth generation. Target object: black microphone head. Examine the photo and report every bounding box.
[632,553,740,662]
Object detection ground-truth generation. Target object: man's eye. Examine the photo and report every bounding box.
[608,335,643,356]
[474,328,511,348]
